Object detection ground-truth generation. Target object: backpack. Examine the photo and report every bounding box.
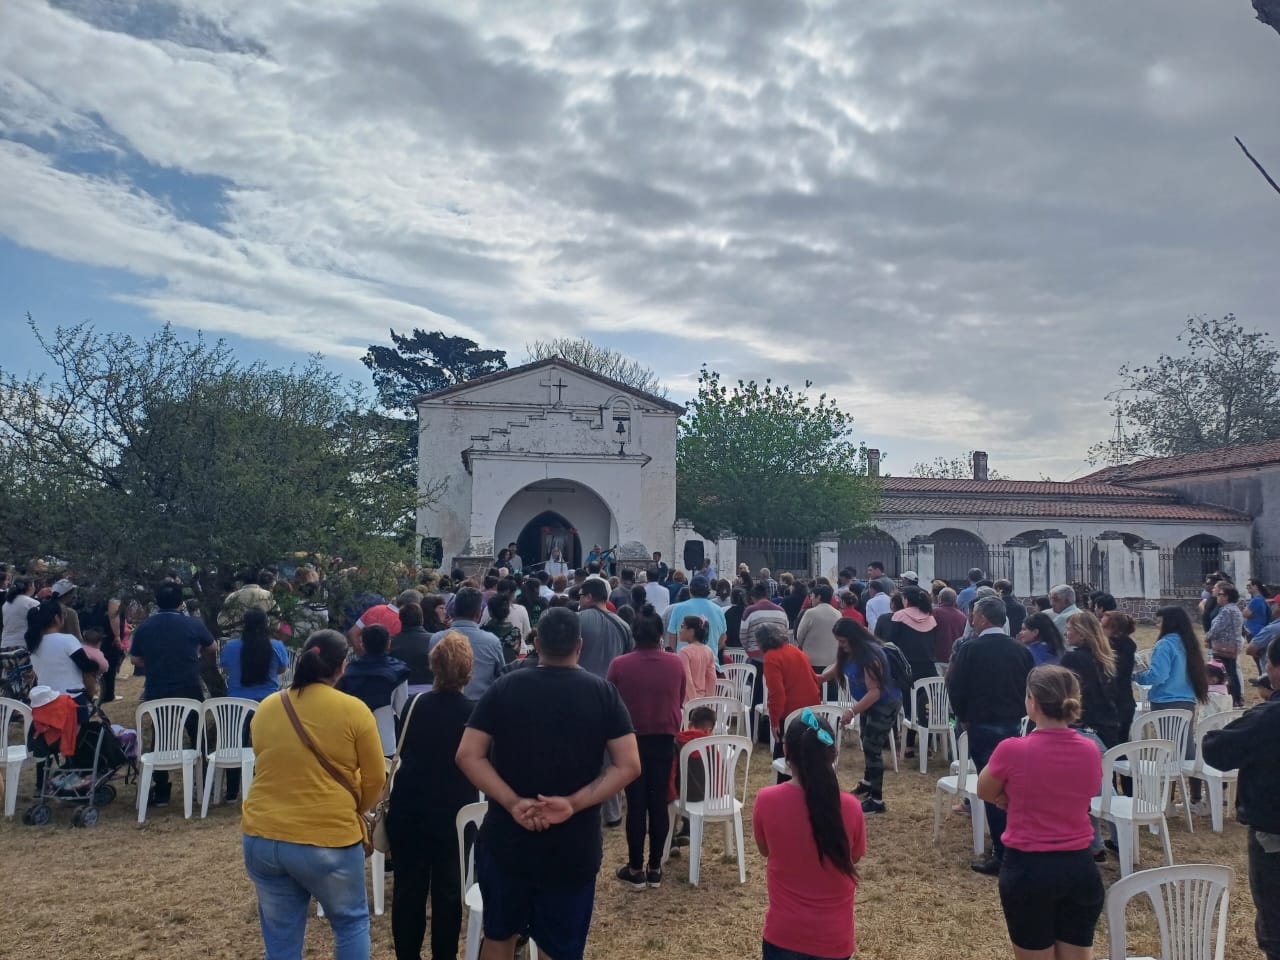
[879,641,913,694]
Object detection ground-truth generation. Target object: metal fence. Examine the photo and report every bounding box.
[737,537,811,578]
[1065,535,1104,594]
[1159,544,1223,597]
[838,536,906,578]
[1257,555,1280,585]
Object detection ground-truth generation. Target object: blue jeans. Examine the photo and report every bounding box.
[242,835,370,960]
[966,721,1023,860]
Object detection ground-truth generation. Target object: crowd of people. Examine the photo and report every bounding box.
[3,555,1279,960]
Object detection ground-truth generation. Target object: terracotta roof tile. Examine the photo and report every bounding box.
[876,495,1246,522]
[1076,438,1280,484]
[881,477,1170,498]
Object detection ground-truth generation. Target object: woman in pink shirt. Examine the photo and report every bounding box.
[977,665,1104,960]
[677,615,718,704]
[753,710,866,960]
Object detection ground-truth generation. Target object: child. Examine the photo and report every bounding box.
[667,705,716,849]
[1206,660,1229,695]
[678,615,717,703]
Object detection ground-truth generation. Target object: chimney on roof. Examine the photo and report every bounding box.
[867,448,881,477]
[972,450,989,481]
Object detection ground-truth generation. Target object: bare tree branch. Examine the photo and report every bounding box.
[1236,136,1280,198]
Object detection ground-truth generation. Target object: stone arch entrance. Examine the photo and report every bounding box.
[495,479,617,574]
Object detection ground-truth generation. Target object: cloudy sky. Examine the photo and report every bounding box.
[2,0,1278,480]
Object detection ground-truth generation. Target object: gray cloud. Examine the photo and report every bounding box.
[1,0,1278,480]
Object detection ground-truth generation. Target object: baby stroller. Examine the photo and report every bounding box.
[24,699,138,828]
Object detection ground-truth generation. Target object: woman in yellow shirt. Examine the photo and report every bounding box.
[241,629,386,960]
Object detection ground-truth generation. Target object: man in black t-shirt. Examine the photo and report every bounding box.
[456,607,639,960]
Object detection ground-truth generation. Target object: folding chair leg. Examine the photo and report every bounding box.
[463,906,482,960]
[1114,822,1134,877]
[371,851,385,915]
[1158,818,1174,866]
[970,798,985,856]
[201,762,217,818]
[182,764,194,819]
[661,802,677,865]
[137,763,153,824]
[1179,775,1194,833]
[4,762,21,817]
[734,814,747,884]
[888,729,898,774]
[242,759,255,802]
[688,815,704,886]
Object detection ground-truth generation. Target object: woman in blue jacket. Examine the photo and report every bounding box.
[1135,605,1210,810]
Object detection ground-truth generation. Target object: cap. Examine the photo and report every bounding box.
[51,578,76,598]
[900,571,919,584]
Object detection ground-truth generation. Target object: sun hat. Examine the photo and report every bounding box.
[29,685,60,709]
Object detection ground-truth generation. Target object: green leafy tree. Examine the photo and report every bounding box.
[1088,315,1280,464]
[676,368,880,539]
[910,453,1008,480]
[525,337,667,397]
[0,320,421,622]
[362,329,507,413]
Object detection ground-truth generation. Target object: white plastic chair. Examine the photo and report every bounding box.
[1091,739,1177,877]
[136,698,203,822]
[662,734,752,885]
[933,731,985,855]
[1203,692,1233,716]
[456,800,538,960]
[199,697,258,817]
[771,705,845,780]
[1104,863,1232,960]
[721,663,757,736]
[900,676,955,774]
[1018,715,1031,737]
[713,679,737,701]
[724,649,749,666]
[1117,709,1195,833]
[682,696,748,737]
[1,697,32,818]
[279,646,303,688]
[1182,709,1243,833]
[1134,682,1152,714]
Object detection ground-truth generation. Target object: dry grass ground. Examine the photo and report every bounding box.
[0,625,1267,960]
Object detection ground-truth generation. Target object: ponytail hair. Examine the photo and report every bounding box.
[5,578,29,604]
[681,614,709,644]
[783,714,856,878]
[632,604,665,648]
[24,599,63,653]
[290,629,348,691]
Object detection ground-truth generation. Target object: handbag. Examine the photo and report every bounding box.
[280,689,375,857]
[369,692,423,855]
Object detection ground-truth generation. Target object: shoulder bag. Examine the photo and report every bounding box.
[368,691,423,854]
[280,689,376,857]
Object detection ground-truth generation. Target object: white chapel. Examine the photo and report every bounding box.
[416,358,684,573]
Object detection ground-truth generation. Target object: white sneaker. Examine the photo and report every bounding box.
[1188,799,1210,817]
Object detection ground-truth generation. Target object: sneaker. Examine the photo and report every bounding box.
[605,818,623,829]
[646,868,663,888]
[1189,799,1210,817]
[673,834,690,848]
[861,797,886,814]
[614,865,647,890]
[852,780,873,798]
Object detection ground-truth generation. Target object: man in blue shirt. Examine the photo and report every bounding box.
[956,568,984,613]
[130,581,216,807]
[664,577,728,654]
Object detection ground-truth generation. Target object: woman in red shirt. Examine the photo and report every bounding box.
[753,710,866,960]
[759,623,821,782]
[977,665,1104,960]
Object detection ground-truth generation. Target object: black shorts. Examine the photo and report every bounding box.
[998,847,1104,950]
[476,843,597,960]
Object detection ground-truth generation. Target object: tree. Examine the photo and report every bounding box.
[362,329,507,413]
[1088,314,1280,464]
[1255,0,1280,37]
[525,337,667,398]
[909,453,1008,480]
[0,319,420,620]
[676,367,879,539]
